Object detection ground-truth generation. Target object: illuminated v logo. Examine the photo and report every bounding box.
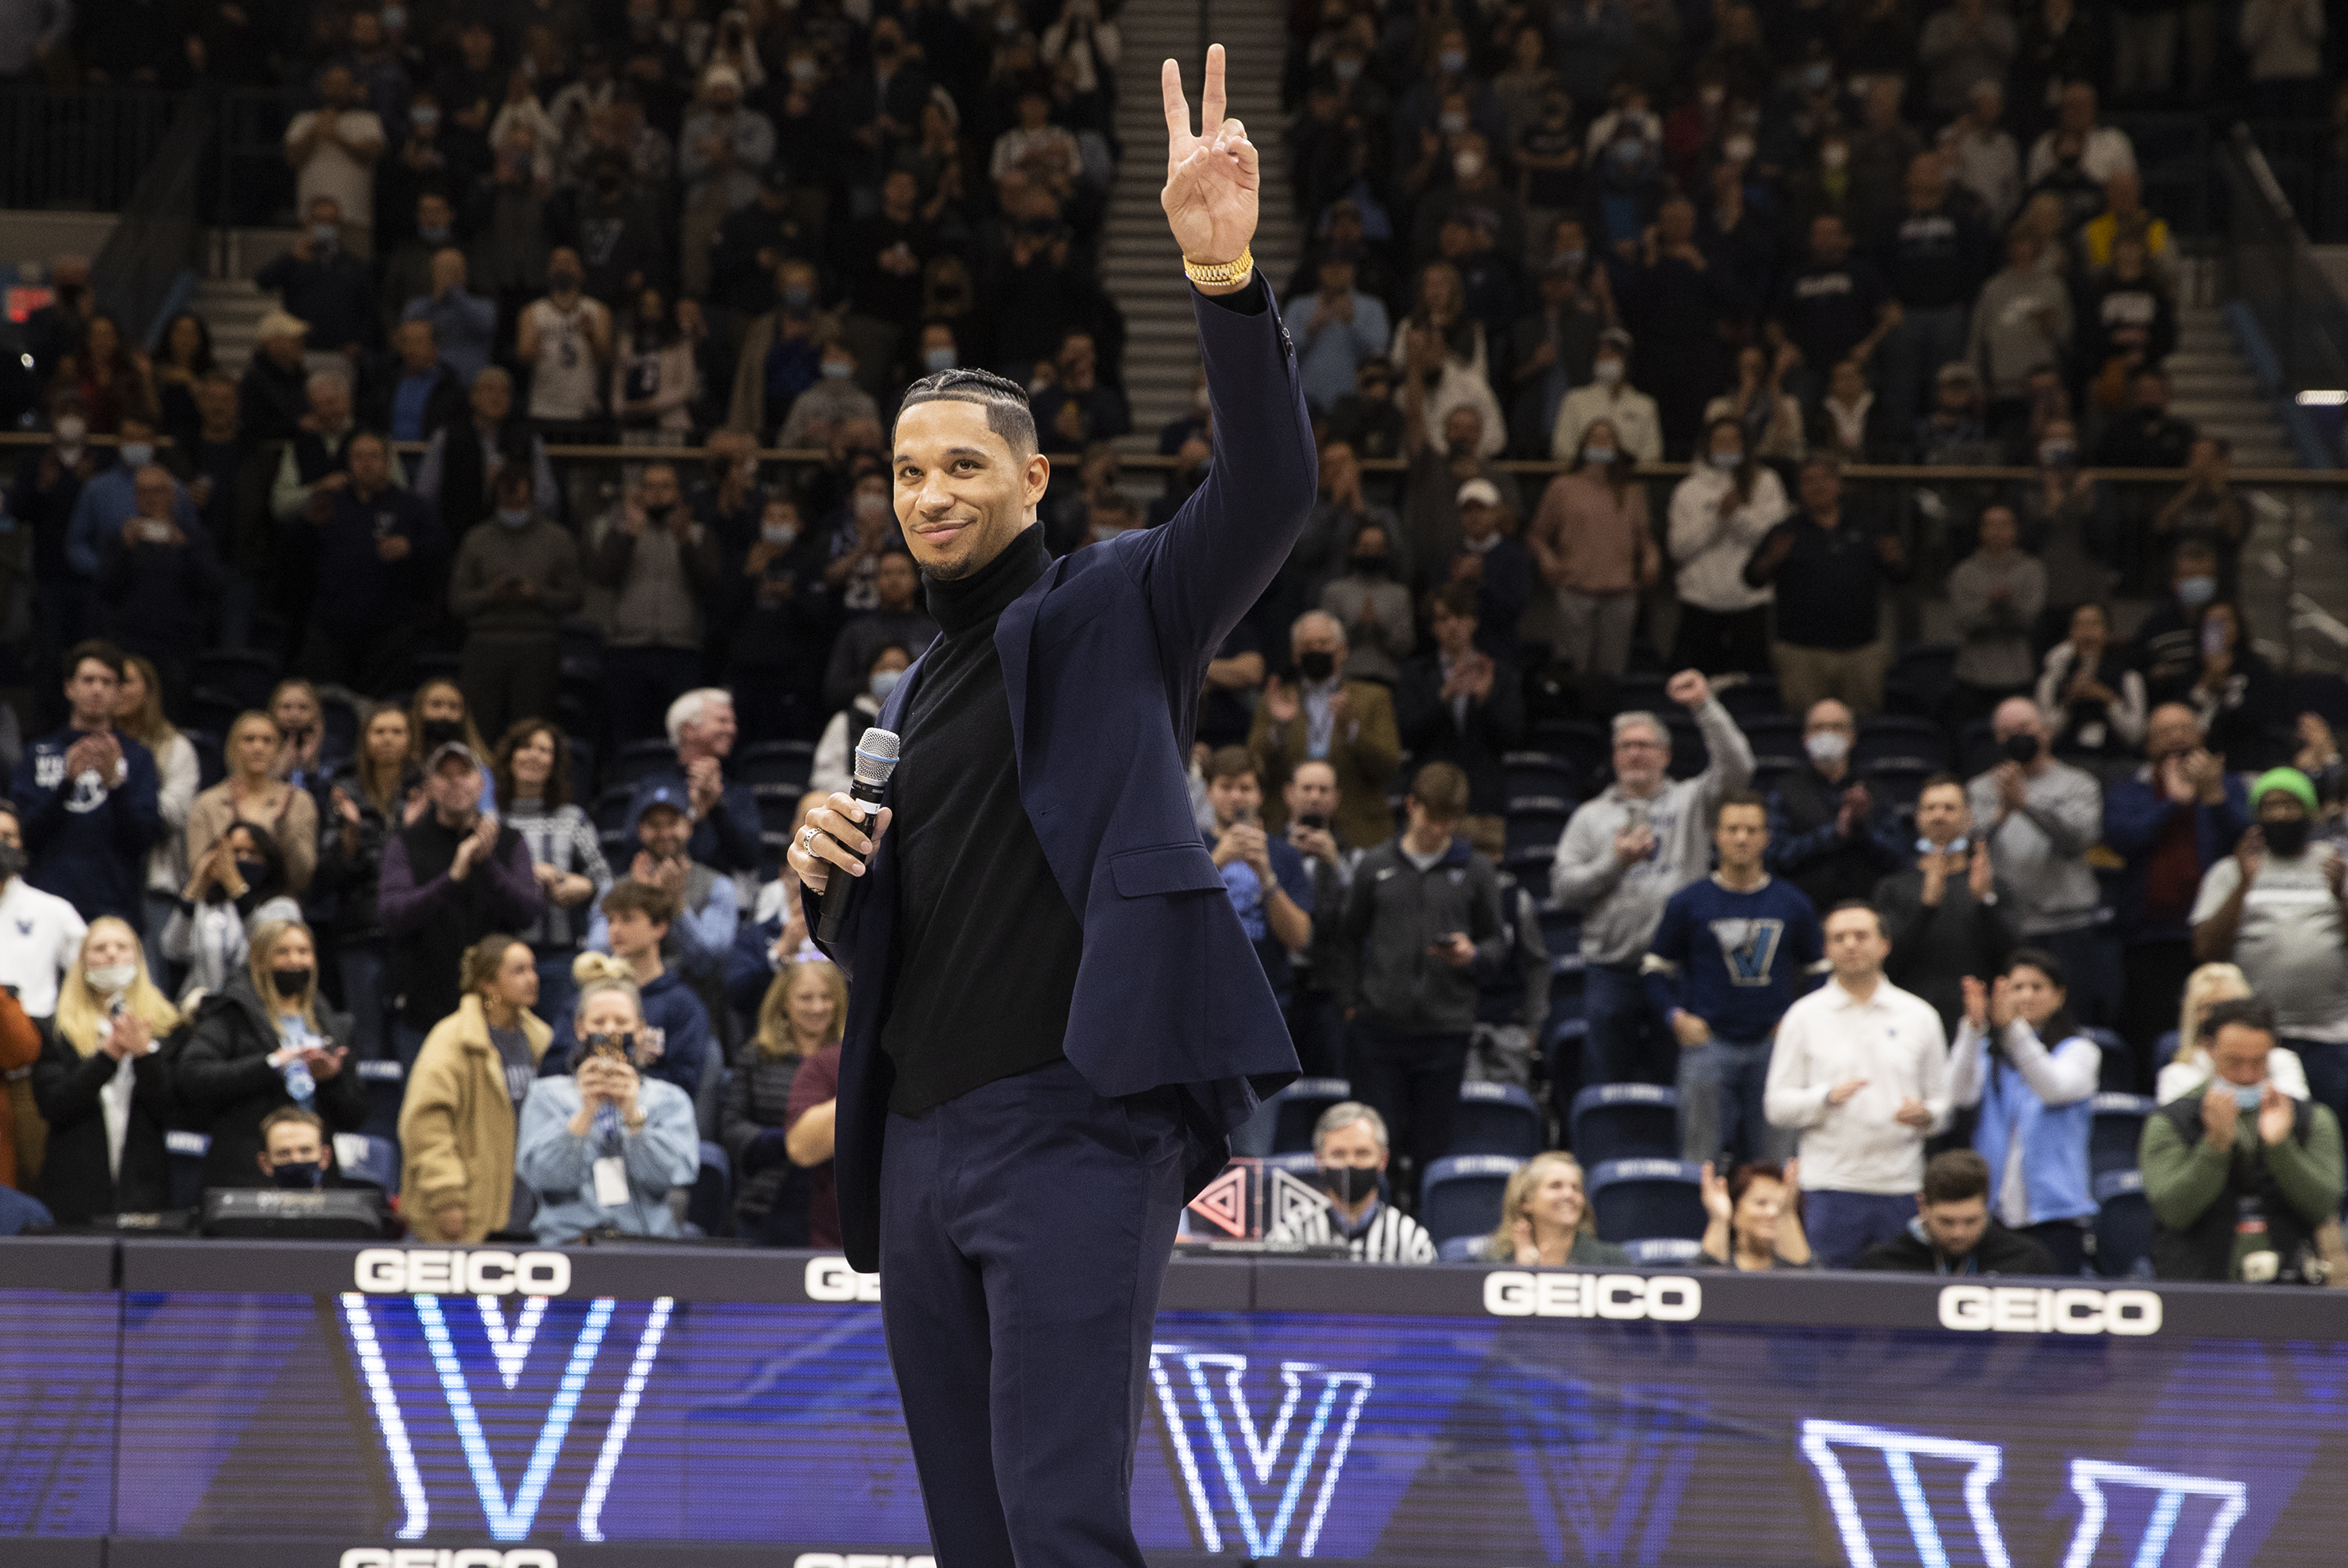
[1148,1345,1373,1558]
[1504,1378,1707,1565]
[338,1293,675,1543]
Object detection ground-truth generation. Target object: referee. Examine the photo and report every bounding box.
[1266,1102,1436,1263]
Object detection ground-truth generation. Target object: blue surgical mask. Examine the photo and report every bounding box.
[311,223,340,249]
[382,5,407,30]
[782,285,813,310]
[119,442,154,469]
[1438,110,1468,135]
[922,347,957,371]
[418,222,450,245]
[1917,834,1969,855]
[496,506,533,529]
[1582,445,1616,465]
[870,669,903,699]
[821,361,854,380]
[761,522,797,547]
[1709,452,1741,473]
[1333,58,1361,83]
[2039,439,2076,468]
[1439,49,1467,73]
[412,106,440,130]
[2177,574,2217,608]
[2231,1083,2267,1110]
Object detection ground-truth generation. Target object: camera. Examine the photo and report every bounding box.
[1297,813,1328,832]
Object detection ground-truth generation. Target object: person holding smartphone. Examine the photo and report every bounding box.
[516,965,698,1243]
[1203,748,1313,1007]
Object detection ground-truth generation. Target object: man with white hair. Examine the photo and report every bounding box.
[1552,671,1755,1088]
[268,366,399,523]
[1263,1101,1436,1262]
[1249,609,1401,852]
[1967,696,2112,1024]
[652,688,763,875]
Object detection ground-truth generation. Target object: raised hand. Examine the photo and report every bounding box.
[1699,1160,1732,1222]
[1160,46,1259,274]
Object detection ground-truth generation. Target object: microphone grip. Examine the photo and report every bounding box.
[815,778,888,953]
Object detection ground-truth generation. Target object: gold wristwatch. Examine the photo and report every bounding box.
[1183,248,1255,288]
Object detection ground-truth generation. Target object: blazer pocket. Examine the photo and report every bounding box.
[1109,842,1225,897]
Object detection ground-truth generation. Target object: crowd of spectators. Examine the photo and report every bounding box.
[0,1,2343,1281]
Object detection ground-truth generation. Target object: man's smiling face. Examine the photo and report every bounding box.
[892,398,1052,581]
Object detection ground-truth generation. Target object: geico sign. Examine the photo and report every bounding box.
[353,1249,573,1296]
[791,1557,936,1568]
[339,1552,558,1568]
[1938,1285,2163,1336]
[805,1256,882,1302]
[1483,1271,1702,1321]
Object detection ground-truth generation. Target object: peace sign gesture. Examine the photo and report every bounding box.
[1161,45,1259,278]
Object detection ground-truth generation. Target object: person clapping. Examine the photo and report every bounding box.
[31,919,184,1223]
[1696,1158,1815,1269]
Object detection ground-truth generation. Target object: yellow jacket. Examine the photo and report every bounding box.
[397,995,553,1243]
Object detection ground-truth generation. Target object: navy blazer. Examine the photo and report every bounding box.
[807,283,1318,1269]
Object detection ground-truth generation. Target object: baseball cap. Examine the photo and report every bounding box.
[1456,478,1502,507]
[424,740,475,772]
[631,781,690,823]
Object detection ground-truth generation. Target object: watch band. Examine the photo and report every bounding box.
[1183,248,1255,288]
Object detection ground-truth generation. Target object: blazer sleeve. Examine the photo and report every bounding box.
[1130,283,1319,678]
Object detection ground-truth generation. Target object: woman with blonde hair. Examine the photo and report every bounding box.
[176,918,363,1190]
[1392,260,1506,457]
[400,933,551,1243]
[515,957,699,1243]
[30,917,184,1223]
[1482,1150,1632,1265]
[2156,962,2309,1104]
[721,958,848,1244]
[113,654,199,979]
[267,678,333,800]
[186,710,319,896]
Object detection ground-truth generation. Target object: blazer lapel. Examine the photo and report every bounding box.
[993,554,1059,778]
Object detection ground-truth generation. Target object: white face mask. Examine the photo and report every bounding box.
[761,522,797,547]
[1453,151,1483,180]
[1593,358,1623,387]
[54,416,87,449]
[1805,731,1850,765]
[87,963,138,995]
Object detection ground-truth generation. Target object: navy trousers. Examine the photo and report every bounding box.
[879,1058,1187,1568]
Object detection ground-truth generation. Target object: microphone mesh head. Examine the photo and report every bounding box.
[852,728,902,788]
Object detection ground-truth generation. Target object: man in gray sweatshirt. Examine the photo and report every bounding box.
[1551,672,1755,1088]
[1967,696,2112,1025]
[1966,230,2071,410]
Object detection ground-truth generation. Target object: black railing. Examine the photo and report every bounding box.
[0,85,183,211]
[2220,126,2348,407]
[2241,117,2348,243]
[89,94,216,350]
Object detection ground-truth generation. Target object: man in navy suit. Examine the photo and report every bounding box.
[788,46,1315,1567]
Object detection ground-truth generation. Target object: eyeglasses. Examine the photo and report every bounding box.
[1613,739,1667,752]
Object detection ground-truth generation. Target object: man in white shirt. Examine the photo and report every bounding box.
[1765,900,1950,1266]
[0,802,88,1020]
[2023,83,2136,188]
[1551,328,1662,464]
[519,249,614,429]
[283,66,387,258]
[1264,1102,1435,1263]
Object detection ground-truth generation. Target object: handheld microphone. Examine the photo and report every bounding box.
[817,728,901,958]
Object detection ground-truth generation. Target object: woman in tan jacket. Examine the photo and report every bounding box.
[397,934,550,1243]
[185,712,319,897]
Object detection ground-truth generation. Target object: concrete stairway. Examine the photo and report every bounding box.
[2169,306,2296,470]
[1105,0,1301,440]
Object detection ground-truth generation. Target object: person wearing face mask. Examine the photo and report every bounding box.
[823,548,939,710]
[2014,416,2113,610]
[1263,1103,1436,1261]
[251,1107,379,1206]
[1667,418,1787,676]
[1765,698,1908,912]
[780,339,883,450]
[1967,697,2112,1027]
[29,919,181,1223]
[554,151,669,311]
[1505,245,1603,458]
[588,463,725,744]
[177,919,364,1191]
[517,248,614,437]
[1250,611,1403,853]
[164,822,303,1004]
[726,258,828,441]
[2131,539,2225,705]
[728,498,835,740]
[283,67,388,260]
[1549,328,1660,464]
[62,416,200,584]
[2190,770,2348,1124]
[2036,603,2145,761]
[813,645,914,796]
[256,196,382,361]
[1943,951,2100,1272]
[1527,420,1658,678]
[448,467,584,744]
[1939,80,2020,230]
[1317,521,1414,685]
[2140,999,2344,1282]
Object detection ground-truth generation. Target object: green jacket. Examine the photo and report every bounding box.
[2140,1093,2344,1282]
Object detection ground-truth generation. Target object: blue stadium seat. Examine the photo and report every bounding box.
[165,1130,210,1210]
[610,739,678,783]
[1529,720,1607,781]
[1741,715,1805,771]
[2085,1028,2133,1093]
[189,687,241,741]
[1716,675,1780,723]
[1869,761,1935,813]
[1503,750,1576,809]
[1537,906,1580,958]
[2153,1031,2180,1068]
[1541,1015,1588,1119]
[568,736,597,796]
[1956,719,2000,779]
[1418,1155,1524,1247]
[1665,715,1706,778]
[189,729,226,790]
[688,1140,732,1237]
[1855,715,1952,773]
[356,1057,404,1140]
[1624,1237,1705,1266]
[1263,1150,1322,1178]
[1587,1158,1707,1244]
[334,1133,399,1195]
[1451,1082,1543,1158]
[1437,1234,1489,1263]
[1270,1078,1353,1155]
[2091,1169,2155,1279]
[755,784,805,834]
[738,740,818,787]
[2091,1093,2156,1176]
[1570,1084,1680,1166]
[1885,643,1957,719]
[319,691,361,766]
[592,785,638,833]
[195,648,282,711]
[1503,808,1570,878]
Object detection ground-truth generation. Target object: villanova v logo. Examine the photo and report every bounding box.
[1503,1377,1707,1565]
[1709,918,1784,988]
[1148,1344,1374,1558]
[339,1292,676,1543]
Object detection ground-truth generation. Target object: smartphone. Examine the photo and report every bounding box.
[1624,800,1650,830]
[1236,806,1260,828]
[1297,813,1329,833]
[135,520,172,543]
[2200,620,2226,658]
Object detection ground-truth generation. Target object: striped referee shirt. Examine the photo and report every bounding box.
[1267,1201,1436,1264]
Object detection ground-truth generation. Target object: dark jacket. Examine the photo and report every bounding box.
[2101,769,2248,945]
[719,1044,814,1243]
[1873,860,2018,1034]
[1341,834,1511,1034]
[175,973,364,1190]
[361,361,468,443]
[30,1018,184,1222]
[312,761,420,948]
[1396,654,1525,818]
[95,519,231,663]
[1856,1218,2057,1275]
[539,965,712,1101]
[377,814,544,1028]
[1767,762,1908,911]
[312,480,447,632]
[9,727,163,925]
[2146,1093,2336,1282]
[802,285,1318,1270]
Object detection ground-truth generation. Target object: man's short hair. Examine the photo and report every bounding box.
[1825,898,1883,935]
[664,687,733,747]
[1314,1100,1389,1153]
[895,367,1039,457]
[63,639,126,683]
[1921,1149,1991,1206]
[259,1105,328,1145]
[601,879,680,927]
[1206,745,1258,786]
[1426,580,1480,621]
[1918,771,1965,798]
[2202,996,2278,1044]
[1715,788,1767,823]
[1410,761,1471,819]
[1291,608,1348,651]
[305,366,353,398]
[1611,709,1666,747]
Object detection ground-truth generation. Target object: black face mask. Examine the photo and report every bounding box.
[2262,818,2311,857]
[272,968,313,998]
[1318,1165,1380,1206]
[236,859,270,889]
[421,718,463,747]
[1298,650,1337,683]
[1349,554,1390,577]
[269,1160,325,1190]
[2001,733,2040,766]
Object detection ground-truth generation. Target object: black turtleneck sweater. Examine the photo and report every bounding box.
[878,524,1083,1113]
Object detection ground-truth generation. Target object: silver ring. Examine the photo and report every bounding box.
[801,826,817,851]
